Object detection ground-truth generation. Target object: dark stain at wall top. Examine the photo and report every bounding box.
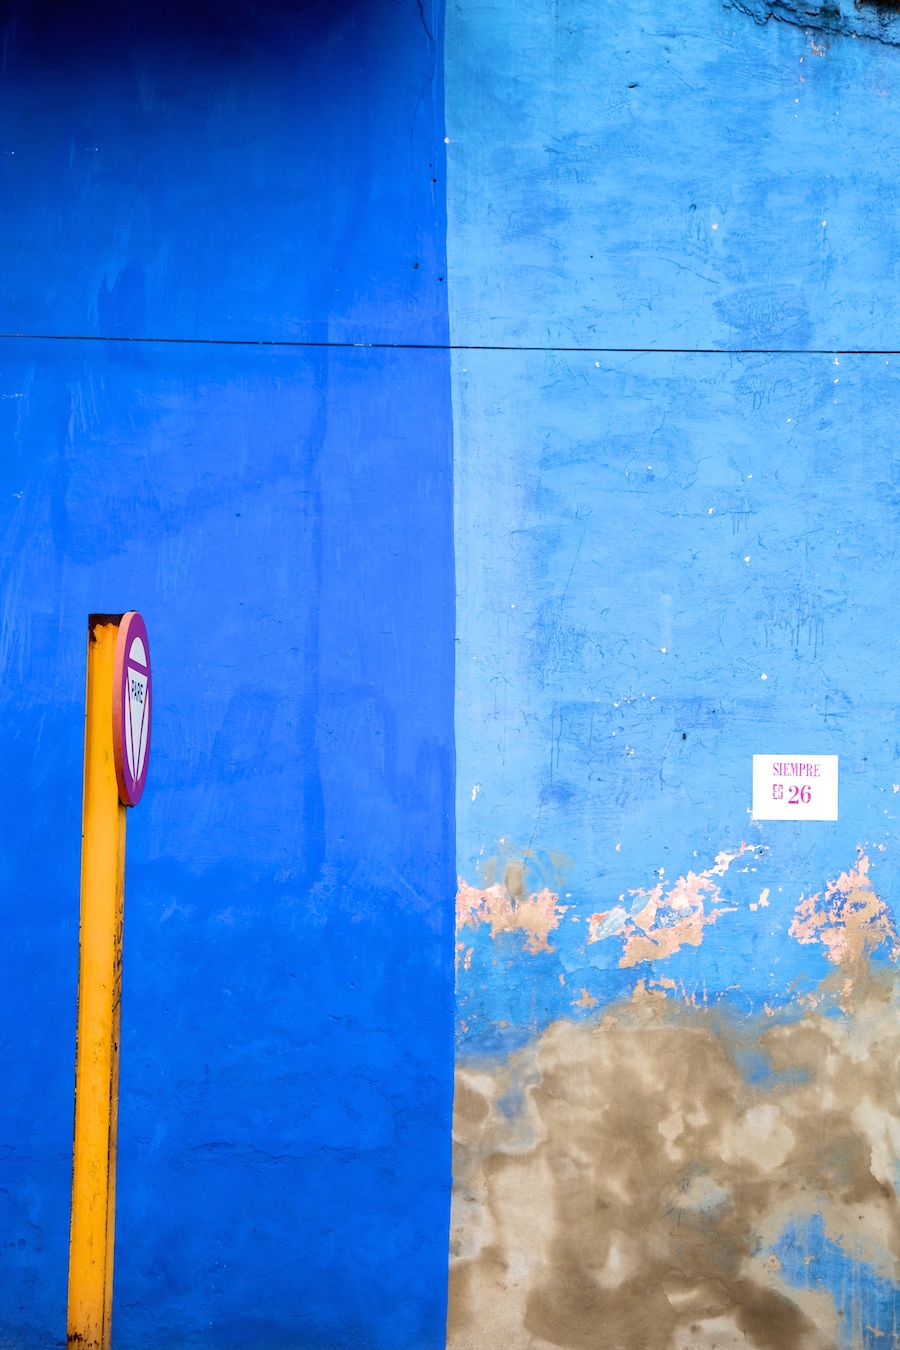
[727,0,900,41]
[0,0,373,63]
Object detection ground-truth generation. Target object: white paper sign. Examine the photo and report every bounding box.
[752,755,838,821]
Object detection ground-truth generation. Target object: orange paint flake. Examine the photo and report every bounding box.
[456,878,565,954]
[789,852,900,972]
[587,844,752,968]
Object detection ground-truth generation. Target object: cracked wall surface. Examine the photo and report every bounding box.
[445,0,900,1343]
[445,0,900,352]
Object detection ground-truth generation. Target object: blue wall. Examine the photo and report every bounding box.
[452,348,900,1051]
[446,2,900,1346]
[445,0,900,352]
[0,3,454,1347]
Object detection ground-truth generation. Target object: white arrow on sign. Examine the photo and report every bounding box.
[124,636,150,784]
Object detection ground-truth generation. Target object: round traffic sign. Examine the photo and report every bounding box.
[112,611,152,806]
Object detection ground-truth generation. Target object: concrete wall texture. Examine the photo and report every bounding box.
[2,0,900,1347]
[447,1,900,1348]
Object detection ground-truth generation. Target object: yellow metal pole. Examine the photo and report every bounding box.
[67,615,127,1350]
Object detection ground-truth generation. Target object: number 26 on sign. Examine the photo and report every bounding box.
[772,782,811,804]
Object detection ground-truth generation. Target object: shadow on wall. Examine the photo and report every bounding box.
[0,0,381,56]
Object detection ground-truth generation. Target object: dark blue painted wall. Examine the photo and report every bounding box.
[0,4,454,1347]
[0,0,447,344]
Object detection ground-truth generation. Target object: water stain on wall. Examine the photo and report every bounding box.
[449,856,900,1349]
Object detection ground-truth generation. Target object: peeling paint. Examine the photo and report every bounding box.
[587,845,753,968]
[447,0,900,1338]
[451,848,900,1342]
[751,888,771,913]
[449,963,900,1349]
[457,878,566,955]
[789,852,900,977]
[726,0,900,44]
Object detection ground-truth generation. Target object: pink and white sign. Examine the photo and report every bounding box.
[751,754,838,822]
[112,611,151,806]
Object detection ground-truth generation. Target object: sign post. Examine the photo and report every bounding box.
[67,613,151,1350]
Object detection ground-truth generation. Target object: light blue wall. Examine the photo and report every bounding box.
[446,2,900,1345]
[453,347,900,1051]
[446,0,900,351]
